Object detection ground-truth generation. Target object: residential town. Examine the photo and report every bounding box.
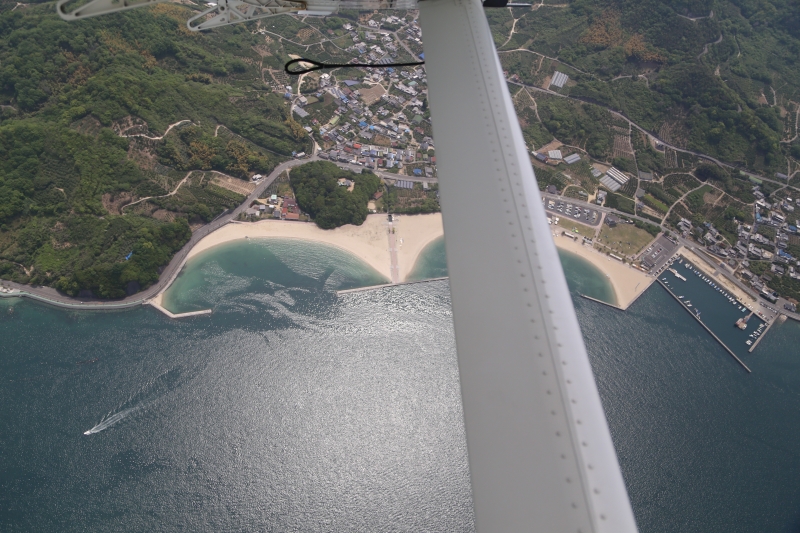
[285,15,436,180]
[251,10,800,310]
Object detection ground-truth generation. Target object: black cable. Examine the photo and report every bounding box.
[285,57,425,76]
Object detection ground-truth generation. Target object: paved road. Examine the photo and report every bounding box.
[508,80,796,192]
[0,155,439,310]
[1,158,312,309]
[542,193,658,227]
[540,192,800,323]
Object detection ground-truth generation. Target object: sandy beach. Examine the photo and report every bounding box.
[552,234,652,309]
[182,213,445,284]
[168,211,653,309]
[680,247,757,306]
[391,213,444,281]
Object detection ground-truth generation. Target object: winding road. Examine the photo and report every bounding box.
[508,77,798,191]
[0,154,437,311]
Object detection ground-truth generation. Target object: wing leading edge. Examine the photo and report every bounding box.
[418,0,638,531]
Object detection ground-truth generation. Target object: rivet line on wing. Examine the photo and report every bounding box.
[463,0,590,525]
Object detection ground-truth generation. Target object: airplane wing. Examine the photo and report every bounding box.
[418,0,638,531]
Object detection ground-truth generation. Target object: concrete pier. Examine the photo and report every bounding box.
[621,279,654,310]
[748,316,777,353]
[146,300,212,319]
[657,280,751,373]
[579,294,623,310]
[336,277,449,296]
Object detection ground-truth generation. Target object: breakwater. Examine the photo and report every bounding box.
[336,277,449,296]
[579,293,622,310]
[657,279,751,373]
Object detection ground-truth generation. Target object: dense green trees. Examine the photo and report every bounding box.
[695,163,728,182]
[603,192,636,214]
[290,162,381,229]
[54,217,191,298]
[537,98,614,159]
[0,3,309,297]
[496,0,798,174]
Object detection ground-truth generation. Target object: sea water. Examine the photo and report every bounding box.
[406,236,448,282]
[1,239,799,532]
[659,258,766,358]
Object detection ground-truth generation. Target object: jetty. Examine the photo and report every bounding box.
[579,293,622,310]
[336,277,449,296]
[146,300,212,319]
[668,268,687,281]
[748,317,776,353]
[657,280,751,373]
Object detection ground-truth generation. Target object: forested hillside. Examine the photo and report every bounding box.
[494,0,800,175]
[0,1,311,297]
[290,162,381,229]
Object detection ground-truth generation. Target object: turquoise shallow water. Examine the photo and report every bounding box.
[402,236,616,305]
[163,238,389,314]
[406,236,448,282]
[557,248,618,306]
[2,239,800,532]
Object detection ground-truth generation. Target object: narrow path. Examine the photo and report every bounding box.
[119,119,192,141]
[611,74,649,87]
[499,14,519,49]
[677,10,713,22]
[497,48,591,76]
[698,33,723,60]
[663,181,708,221]
[528,89,541,122]
[781,102,799,143]
[121,171,194,212]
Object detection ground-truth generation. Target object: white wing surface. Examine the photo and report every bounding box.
[418,0,638,531]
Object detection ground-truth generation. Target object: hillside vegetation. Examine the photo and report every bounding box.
[290,162,381,229]
[496,0,800,174]
[0,1,310,297]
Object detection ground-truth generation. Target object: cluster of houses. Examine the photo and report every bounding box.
[283,15,435,179]
[702,194,800,302]
[319,139,435,172]
[243,195,301,221]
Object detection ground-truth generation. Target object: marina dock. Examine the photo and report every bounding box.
[749,317,775,353]
[657,280,751,373]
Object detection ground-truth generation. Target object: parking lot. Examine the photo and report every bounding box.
[640,234,679,272]
[542,196,600,227]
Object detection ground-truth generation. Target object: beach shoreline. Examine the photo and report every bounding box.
[172,213,651,310]
[180,214,445,287]
[552,234,653,309]
[392,213,444,281]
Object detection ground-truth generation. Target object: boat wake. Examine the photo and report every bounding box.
[83,407,139,435]
[82,367,182,436]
